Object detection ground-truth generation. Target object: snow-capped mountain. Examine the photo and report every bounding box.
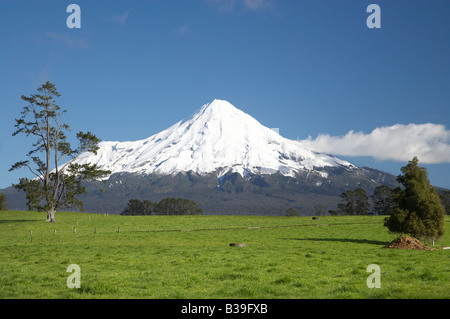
[5,99,400,215]
[73,99,354,179]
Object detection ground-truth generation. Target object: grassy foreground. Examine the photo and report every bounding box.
[0,211,449,299]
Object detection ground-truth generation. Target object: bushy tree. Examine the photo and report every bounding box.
[314,205,326,216]
[156,198,203,215]
[371,185,396,215]
[143,200,157,215]
[121,199,145,215]
[0,193,8,211]
[121,198,203,215]
[286,208,298,216]
[337,188,369,215]
[439,190,450,215]
[328,209,339,216]
[384,157,445,241]
[9,82,110,222]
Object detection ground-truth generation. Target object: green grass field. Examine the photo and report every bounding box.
[0,211,449,299]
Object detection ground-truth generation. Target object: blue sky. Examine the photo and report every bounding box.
[1,0,449,189]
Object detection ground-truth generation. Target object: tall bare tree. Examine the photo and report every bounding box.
[10,82,110,222]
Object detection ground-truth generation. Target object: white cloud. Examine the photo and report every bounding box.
[112,9,132,26]
[243,0,269,10]
[205,0,236,12]
[299,123,450,164]
[205,0,269,12]
[172,25,191,37]
[32,65,51,88]
[45,32,89,49]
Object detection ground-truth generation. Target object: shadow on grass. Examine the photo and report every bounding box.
[281,237,390,246]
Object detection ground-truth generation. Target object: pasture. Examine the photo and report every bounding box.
[0,211,449,299]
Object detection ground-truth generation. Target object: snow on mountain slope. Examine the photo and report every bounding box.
[72,99,354,179]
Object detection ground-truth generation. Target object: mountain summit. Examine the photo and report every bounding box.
[73,99,353,179]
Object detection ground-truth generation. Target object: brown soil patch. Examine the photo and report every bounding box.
[385,236,430,250]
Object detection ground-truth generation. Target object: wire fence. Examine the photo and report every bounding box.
[0,218,386,246]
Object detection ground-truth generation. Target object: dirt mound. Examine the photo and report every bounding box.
[385,236,430,250]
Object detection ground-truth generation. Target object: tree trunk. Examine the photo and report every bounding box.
[46,207,56,223]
